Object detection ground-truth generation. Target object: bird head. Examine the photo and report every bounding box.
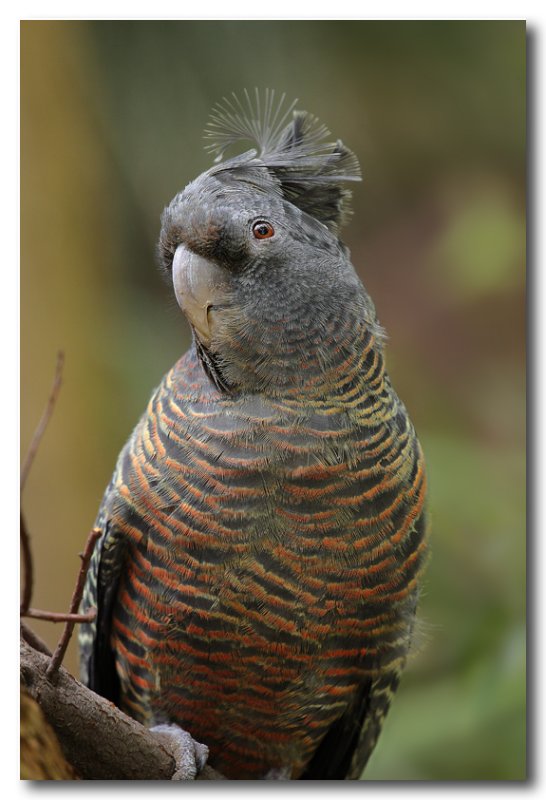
[158,90,382,396]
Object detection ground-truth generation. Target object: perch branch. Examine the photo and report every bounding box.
[21,637,176,779]
[21,638,224,780]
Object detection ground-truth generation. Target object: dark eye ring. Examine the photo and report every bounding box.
[252,220,275,240]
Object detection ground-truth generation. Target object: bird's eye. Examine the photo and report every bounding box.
[252,220,275,240]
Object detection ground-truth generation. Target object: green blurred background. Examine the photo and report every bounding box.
[20,20,525,780]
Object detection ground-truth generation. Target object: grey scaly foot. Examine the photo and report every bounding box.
[151,723,209,780]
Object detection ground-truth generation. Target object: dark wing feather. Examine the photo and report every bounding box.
[300,678,373,779]
[301,671,401,780]
[79,478,127,703]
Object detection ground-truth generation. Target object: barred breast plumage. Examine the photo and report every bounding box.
[81,339,427,778]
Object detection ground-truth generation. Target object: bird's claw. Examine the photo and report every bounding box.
[150,723,209,780]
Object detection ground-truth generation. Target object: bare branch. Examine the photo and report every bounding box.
[20,352,65,614]
[46,527,101,679]
[20,350,64,493]
[22,608,96,624]
[20,511,33,614]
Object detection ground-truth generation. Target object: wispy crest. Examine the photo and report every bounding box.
[204,89,362,233]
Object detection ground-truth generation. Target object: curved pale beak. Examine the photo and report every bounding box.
[172,244,229,347]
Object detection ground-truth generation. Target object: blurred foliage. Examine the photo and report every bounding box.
[20,21,525,780]
[430,182,525,299]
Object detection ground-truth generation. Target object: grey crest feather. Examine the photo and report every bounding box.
[204,89,362,233]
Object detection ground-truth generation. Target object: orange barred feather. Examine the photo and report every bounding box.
[81,334,428,779]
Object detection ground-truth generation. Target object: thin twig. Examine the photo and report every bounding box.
[20,511,33,614]
[46,528,101,680]
[20,350,64,493]
[20,621,52,657]
[22,608,97,624]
